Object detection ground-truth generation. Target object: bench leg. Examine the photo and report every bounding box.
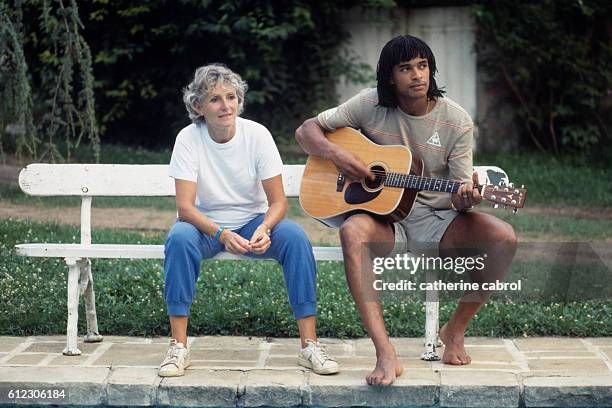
[421,268,441,361]
[63,258,82,356]
[80,259,103,343]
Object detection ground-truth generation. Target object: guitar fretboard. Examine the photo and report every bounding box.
[382,172,463,193]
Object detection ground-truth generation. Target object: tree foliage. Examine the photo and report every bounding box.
[76,0,375,148]
[474,0,612,154]
[2,0,380,158]
[1,0,99,162]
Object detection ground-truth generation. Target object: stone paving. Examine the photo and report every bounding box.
[0,336,611,407]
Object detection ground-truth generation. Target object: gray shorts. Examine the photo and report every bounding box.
[393,203,459,255]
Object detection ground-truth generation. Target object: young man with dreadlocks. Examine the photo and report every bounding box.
[296,35,517,385]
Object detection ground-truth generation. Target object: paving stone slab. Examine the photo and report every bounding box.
[0,366,108,406]
[157,369,243,407]
[48,354,90,366]
[0,337,26,352]
[523,375,612,407]
[523,351,597,358]
[25,341,101,354]
[98,335,150,343]
[92,343,167,366]
[190,361,259,369]
[443,348,515,363]
[514,338,587,351]
[240,369,304,407]
[30,335,70,342]
[462,337,507,346]
[437,363,522,371]
[264,356,307,369]
[388,337,429,348]
[440,370,519,407]
[269,343,347,357]
[526,358,609,373]
[599,347,612,360]
[587,338,612,347]
[190,349,260,361]
[107,367,159,406]
[6,353,48,365]
[306,369,438,407]
[191,336,264,349]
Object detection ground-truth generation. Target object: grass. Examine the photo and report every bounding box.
[490,210,612,240]
[475,150,612,208]
[1,145,611,338]
[1,218,611,338]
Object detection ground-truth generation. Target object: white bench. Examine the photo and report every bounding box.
[15,163,510,359]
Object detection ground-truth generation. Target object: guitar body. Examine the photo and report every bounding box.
[299,127,423,228]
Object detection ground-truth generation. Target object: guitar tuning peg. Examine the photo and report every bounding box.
[521,185,524,188]
[512,208,519,214]
[509,182,514,188]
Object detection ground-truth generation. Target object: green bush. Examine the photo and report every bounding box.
[474,0,612,154]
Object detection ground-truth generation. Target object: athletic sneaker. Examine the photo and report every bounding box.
[298,339,339,375]
[158,339,191,377]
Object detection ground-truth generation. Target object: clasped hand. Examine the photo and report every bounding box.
[219,224,271,255]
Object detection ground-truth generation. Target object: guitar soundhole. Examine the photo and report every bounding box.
[364,165,385,190]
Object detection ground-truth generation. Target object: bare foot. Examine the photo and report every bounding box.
[365,345,404,386]
[439,323,471,365]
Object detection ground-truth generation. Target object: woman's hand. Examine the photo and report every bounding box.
[249,224,271,255]
[219,230,252,254]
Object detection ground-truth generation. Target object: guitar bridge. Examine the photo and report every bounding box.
[336,174,346,192]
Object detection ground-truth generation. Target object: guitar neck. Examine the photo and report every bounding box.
[382,172,477,193]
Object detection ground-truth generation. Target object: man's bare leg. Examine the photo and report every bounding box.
[439,211,517,365]
[339,214,403,385]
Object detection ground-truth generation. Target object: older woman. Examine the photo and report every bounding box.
[158,64,338,377]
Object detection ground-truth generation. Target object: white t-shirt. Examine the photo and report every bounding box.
[168,117,283,230]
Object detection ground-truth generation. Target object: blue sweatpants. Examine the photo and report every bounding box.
[163,214,317,319]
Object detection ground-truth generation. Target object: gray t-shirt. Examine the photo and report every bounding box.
[317,88,473,210]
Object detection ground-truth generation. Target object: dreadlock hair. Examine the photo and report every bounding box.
[376,35,445,108]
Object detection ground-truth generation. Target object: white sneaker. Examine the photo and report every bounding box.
[158,339,191,377]
[298,339,339,375]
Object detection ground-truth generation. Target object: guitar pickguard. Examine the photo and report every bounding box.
[344,182,381,204]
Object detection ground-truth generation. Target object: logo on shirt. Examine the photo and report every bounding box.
[426,131,442,147]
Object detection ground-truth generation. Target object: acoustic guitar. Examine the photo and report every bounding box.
[299,127,527,228]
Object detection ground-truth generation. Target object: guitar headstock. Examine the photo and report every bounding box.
[482,182,527,213]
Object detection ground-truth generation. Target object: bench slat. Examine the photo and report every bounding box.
[19,164,305,197]
[15,243,344,262]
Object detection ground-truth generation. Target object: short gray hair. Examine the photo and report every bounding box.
[183,64,248,123]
